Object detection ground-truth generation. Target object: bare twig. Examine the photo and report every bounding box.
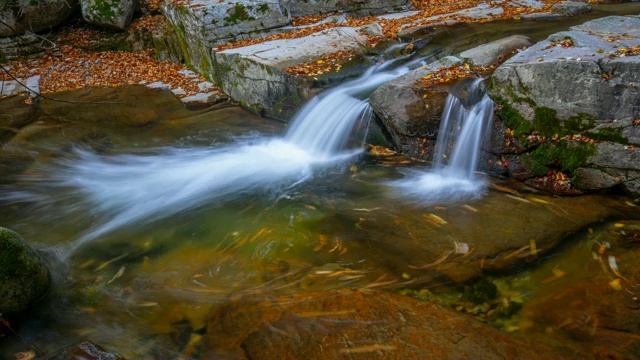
[0,63,128,104]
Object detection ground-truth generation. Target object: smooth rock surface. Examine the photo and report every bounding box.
[340,188,624,284]
[202,288,577,359]
[459,35,534,67]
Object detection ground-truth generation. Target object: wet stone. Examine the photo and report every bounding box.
[341,185,626,285]
[201,288,575,359]
[521,220,640,359]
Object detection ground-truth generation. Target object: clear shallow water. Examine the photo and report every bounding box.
[0,85,639,358]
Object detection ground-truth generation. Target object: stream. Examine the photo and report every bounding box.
[2,4,640,359]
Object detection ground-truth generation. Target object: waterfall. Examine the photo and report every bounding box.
[285,61,411,158]
[388,78,494,203]
[6,60,414,252]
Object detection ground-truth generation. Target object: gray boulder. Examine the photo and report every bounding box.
[283,0,412,17]
[80,0,136,31]
[489,15,640,123]
[583,142,640,194]
[487,16,640,195]
[214,26,373,119]
[161,0,290,76]
[0,227,51,319]
[0,0,79,37]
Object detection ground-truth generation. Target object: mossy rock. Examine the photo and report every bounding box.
[0,227,51,319]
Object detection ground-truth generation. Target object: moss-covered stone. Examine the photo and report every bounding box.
[586,127,629,145]
[526,141,596,176]
[224,3,256,25]
[0,227,50,319]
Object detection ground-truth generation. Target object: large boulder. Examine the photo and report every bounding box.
[202,288,576,359]
[161,0,290,76]
[489,15,640,122]
[80,0,136,31]
[283,0,412,17]
[487,16,640,195]
[0,227,51,319]
[369,35,534,160]
[0,0,79,38]
[214,26,374,119]
[369,56,460,160]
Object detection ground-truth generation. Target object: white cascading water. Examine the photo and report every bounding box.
[33,59,414,251]
[389,78,494,203]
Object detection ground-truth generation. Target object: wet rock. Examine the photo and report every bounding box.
[214,26,373,119]
[369,56,460,159]
[80,0,136,31]
[180,92,229,109]
[202,288,575,359]
[51,340,125,360]
[0,0,79,38]
[283,0,412,17]
[0,227,50,319]
[347,188,624,285]
[0,76,40,98]
[521,221,640,359]
[370,35,532,159]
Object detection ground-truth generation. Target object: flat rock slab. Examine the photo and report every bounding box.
[202,288,577,359]
[215,26,372,119]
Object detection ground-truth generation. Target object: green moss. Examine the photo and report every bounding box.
[586,127,629,145]
[258,4,269,13]
[526,141,596,176]
[224,3,256,25]
[0,228,42,281]
[495,98,533,138]
[93,0,117,19]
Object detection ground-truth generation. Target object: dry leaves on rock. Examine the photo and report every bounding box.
[3,20,222,98]
[285,50,354,78]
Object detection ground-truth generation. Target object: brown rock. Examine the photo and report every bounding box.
[202,288,576,359]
